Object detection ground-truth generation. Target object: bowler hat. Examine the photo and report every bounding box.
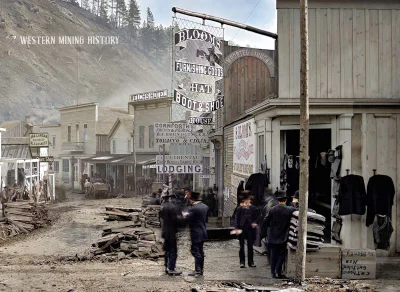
[274,190,287,199]
[292,190,299,199]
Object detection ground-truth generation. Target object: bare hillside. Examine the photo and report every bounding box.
[0,0,170,124]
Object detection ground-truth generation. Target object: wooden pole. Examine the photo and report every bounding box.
[296,0,310,282]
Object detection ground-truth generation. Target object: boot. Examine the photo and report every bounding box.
[167,269,182,276]
[188,263,203,276]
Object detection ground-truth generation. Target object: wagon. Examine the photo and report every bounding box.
[85,183,109,199]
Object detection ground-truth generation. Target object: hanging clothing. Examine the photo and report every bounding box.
[245,173,267,207]
[285,155,299,198]
[330,145,342,180]
[338,174,367,216]
[366,175,395,227]
[237,181,245,203]
[372,215,393,251]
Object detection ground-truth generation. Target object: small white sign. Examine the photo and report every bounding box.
[156,155,202,165]
[188,117,213,125]
[154,123,208,145]
[200,174,213,179]
[156,165,203,174]
[130,89,168,102]
[29,133,49,147]
[142,164,156,169]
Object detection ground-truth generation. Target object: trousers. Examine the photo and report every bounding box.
[239,229,255,265]
[163,237,177,271]
[191,241,205,272]
[269,243,286,276]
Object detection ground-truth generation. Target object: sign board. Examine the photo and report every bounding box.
[200,174,213,179]
[33,156,54,163]
[29,133,49,147]
[157,165,203,174]
[189,117,213,125]
[154,123,208,145]
[341,249,376,279]
[142,164,156,169]
[233,119,256,177]
[156,155,203,174]
[129,89,168,102]
[174,90,224,112]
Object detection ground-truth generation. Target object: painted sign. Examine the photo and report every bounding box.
[175,29,221,49]
[200,174,214,179]
[130,89,168,102]
[157,165,203,174]
[175,61,223,78]
[156,155,202,165]
[33,156,54,163]
[174,90,224,112]
[142,164,156,169]
[190,83,213,94]
[189,117,213,125]
[29,133,49,147]
[233,119,256,176]
[341,249,376,279]
[154,123,208,145]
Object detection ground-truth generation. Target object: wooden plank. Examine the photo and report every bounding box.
[392,10,397,97]
[327,8,332,97]
[5,214,33,223]
[5,210,34,217]
[342,249,376,279]
[316,8,321,98]
[309,9,317,98]
[319,8,328,98]
[355,9,366,98]
[330,9,341,98]
[293,9,301,98]
[397,114,400,253]
[278,9,290,98]
[340,9,345,98]
[368,10,379,98]
[365,9,370,98]
[396,11,400,97]
[289,8,295,98]
[343,9,354,98]
[380,10,392,98]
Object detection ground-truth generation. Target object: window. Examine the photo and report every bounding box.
[149,125,154,148]
[52,136,56,150]
[83,123,88,142]
[62,159,69,172]
[258,135,265,171]
[67,126,71,142]
[139,126,145,148]
[76,124,80,142]
[53,161,60,172]
[128,139,132,153]
[112,139,116,154]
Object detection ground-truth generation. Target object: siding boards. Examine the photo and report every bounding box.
[278,8,400,99]
[223,126,235,217]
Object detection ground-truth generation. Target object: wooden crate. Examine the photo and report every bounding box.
[341,249,376,279]
[284,244,341,279]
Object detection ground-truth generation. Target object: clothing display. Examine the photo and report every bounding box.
[245,173,268,207]
[372,215,394,251]
[366,174,395,227]
[288,211,325,252]
[331,218,343,244]
[337,174,367,216]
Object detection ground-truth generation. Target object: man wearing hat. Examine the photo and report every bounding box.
[183,191,209,276]
[160,193,183,275]
[265,191,295,278]
[290,190,299,209]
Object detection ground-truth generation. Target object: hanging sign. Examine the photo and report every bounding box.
[174,90,224,112]
[175,61,223,78]
[233,119,256,177]
[156,165,203,174]
[130,89,168,102]
[33,156,54,163]
[29,133,49,147]
[154,123,208,145]
[175,29,222,49]
[156,155,203,165]
[142,164,156,169]
[189,117,213,125]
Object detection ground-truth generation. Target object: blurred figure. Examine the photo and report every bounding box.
[203,187,217,217]
[149,192,161,205]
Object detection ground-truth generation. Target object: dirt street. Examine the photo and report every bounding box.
[0,193,399,292]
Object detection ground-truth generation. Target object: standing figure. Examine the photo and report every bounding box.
[265,191,295,278]
[232,191,259,268]
[160,194,182,275]
[108,175,114,193]
[184,191,209,276]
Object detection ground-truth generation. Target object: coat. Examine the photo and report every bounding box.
[234,204,259,230]
[366,175,395,226]
[245,173,268,207]
[160,201,182,240]
[265,204,295,245]
[338,175,367,216]
[187,202,209,243]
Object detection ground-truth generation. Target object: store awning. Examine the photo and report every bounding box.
[81,154,131,163]
[109,154,156,166]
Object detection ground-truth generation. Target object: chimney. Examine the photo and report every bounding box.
[25,116,31,124]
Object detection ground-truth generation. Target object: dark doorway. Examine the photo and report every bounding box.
[284,129,332,242]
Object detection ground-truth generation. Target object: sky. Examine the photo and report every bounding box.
[136,0,277,50]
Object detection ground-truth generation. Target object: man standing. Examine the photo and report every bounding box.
[265,191,295,278]
[184,191,209,276]
[160,194,182,275]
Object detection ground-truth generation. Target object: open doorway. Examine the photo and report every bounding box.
[283,129,332,243]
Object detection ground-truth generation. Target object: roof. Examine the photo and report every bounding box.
[81,154,131,163]
[109,154,156,165]
[109,115,134,138]
[97,107,130,135]
[1,137,29,145]
[1,144,31,159]
[59,102,99,111]
[0,120,24,130]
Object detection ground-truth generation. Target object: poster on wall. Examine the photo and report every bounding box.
[233,119,256,177]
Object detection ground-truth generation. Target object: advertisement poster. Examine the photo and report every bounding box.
[233,119,256,177]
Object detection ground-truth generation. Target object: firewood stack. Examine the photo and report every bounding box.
[103,206,143,223]
[91,225,164,259]
[143,205,161,228]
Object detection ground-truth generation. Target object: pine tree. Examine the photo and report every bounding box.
[81,0,90,10]
[127,0,141,41]
[154,25,168,65]
[146,7,155,28]
[99,0,108,21]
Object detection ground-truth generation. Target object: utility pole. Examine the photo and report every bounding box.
[296,0,310,282]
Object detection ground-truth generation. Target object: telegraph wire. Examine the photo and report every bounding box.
[229,0,261,43]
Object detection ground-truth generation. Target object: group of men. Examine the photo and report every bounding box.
[159,187,299,278]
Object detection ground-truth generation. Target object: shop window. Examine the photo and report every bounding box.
[83,123,88,142]
[67,126,71,142]
[149,125,154,148]
[62,159,69,172]
[52,136,56,150]
[112,140,116,154]
[128,139,132,153]
[53,161,60,172]
[76,124,80,142]
[139,126,144,148]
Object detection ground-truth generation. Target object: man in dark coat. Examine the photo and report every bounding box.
[160,194,183,275]
[184,191,209,276]
[265,191,295,278]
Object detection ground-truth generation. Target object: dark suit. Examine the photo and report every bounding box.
[338,174,367,216]
[187,201,209,273]
[235,204,259,265]
[160,200,182,271]
[266,204,295,276]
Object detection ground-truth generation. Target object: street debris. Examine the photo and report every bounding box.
[0,201,50,239]
[103,205,161,228]
[143,205,161,228]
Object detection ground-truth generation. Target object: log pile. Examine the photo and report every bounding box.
[91,224,164,259]
[103,206,143,223]
[0,201,50,239]
[143,205,161,228]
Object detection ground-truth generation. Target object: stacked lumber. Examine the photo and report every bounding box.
[143,205,161,228]
[4,201,49,231]
[91,225,164,259]
[103,206,143,223]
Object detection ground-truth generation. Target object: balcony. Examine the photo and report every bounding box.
[62,142,85,153]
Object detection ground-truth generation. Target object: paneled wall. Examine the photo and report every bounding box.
[278,8,400,99]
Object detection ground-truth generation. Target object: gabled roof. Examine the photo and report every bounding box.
[0,120,25,130]
[109,115,134,138]
[97,107,130,135]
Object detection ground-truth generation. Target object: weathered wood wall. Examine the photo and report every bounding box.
[278,7,400,99]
